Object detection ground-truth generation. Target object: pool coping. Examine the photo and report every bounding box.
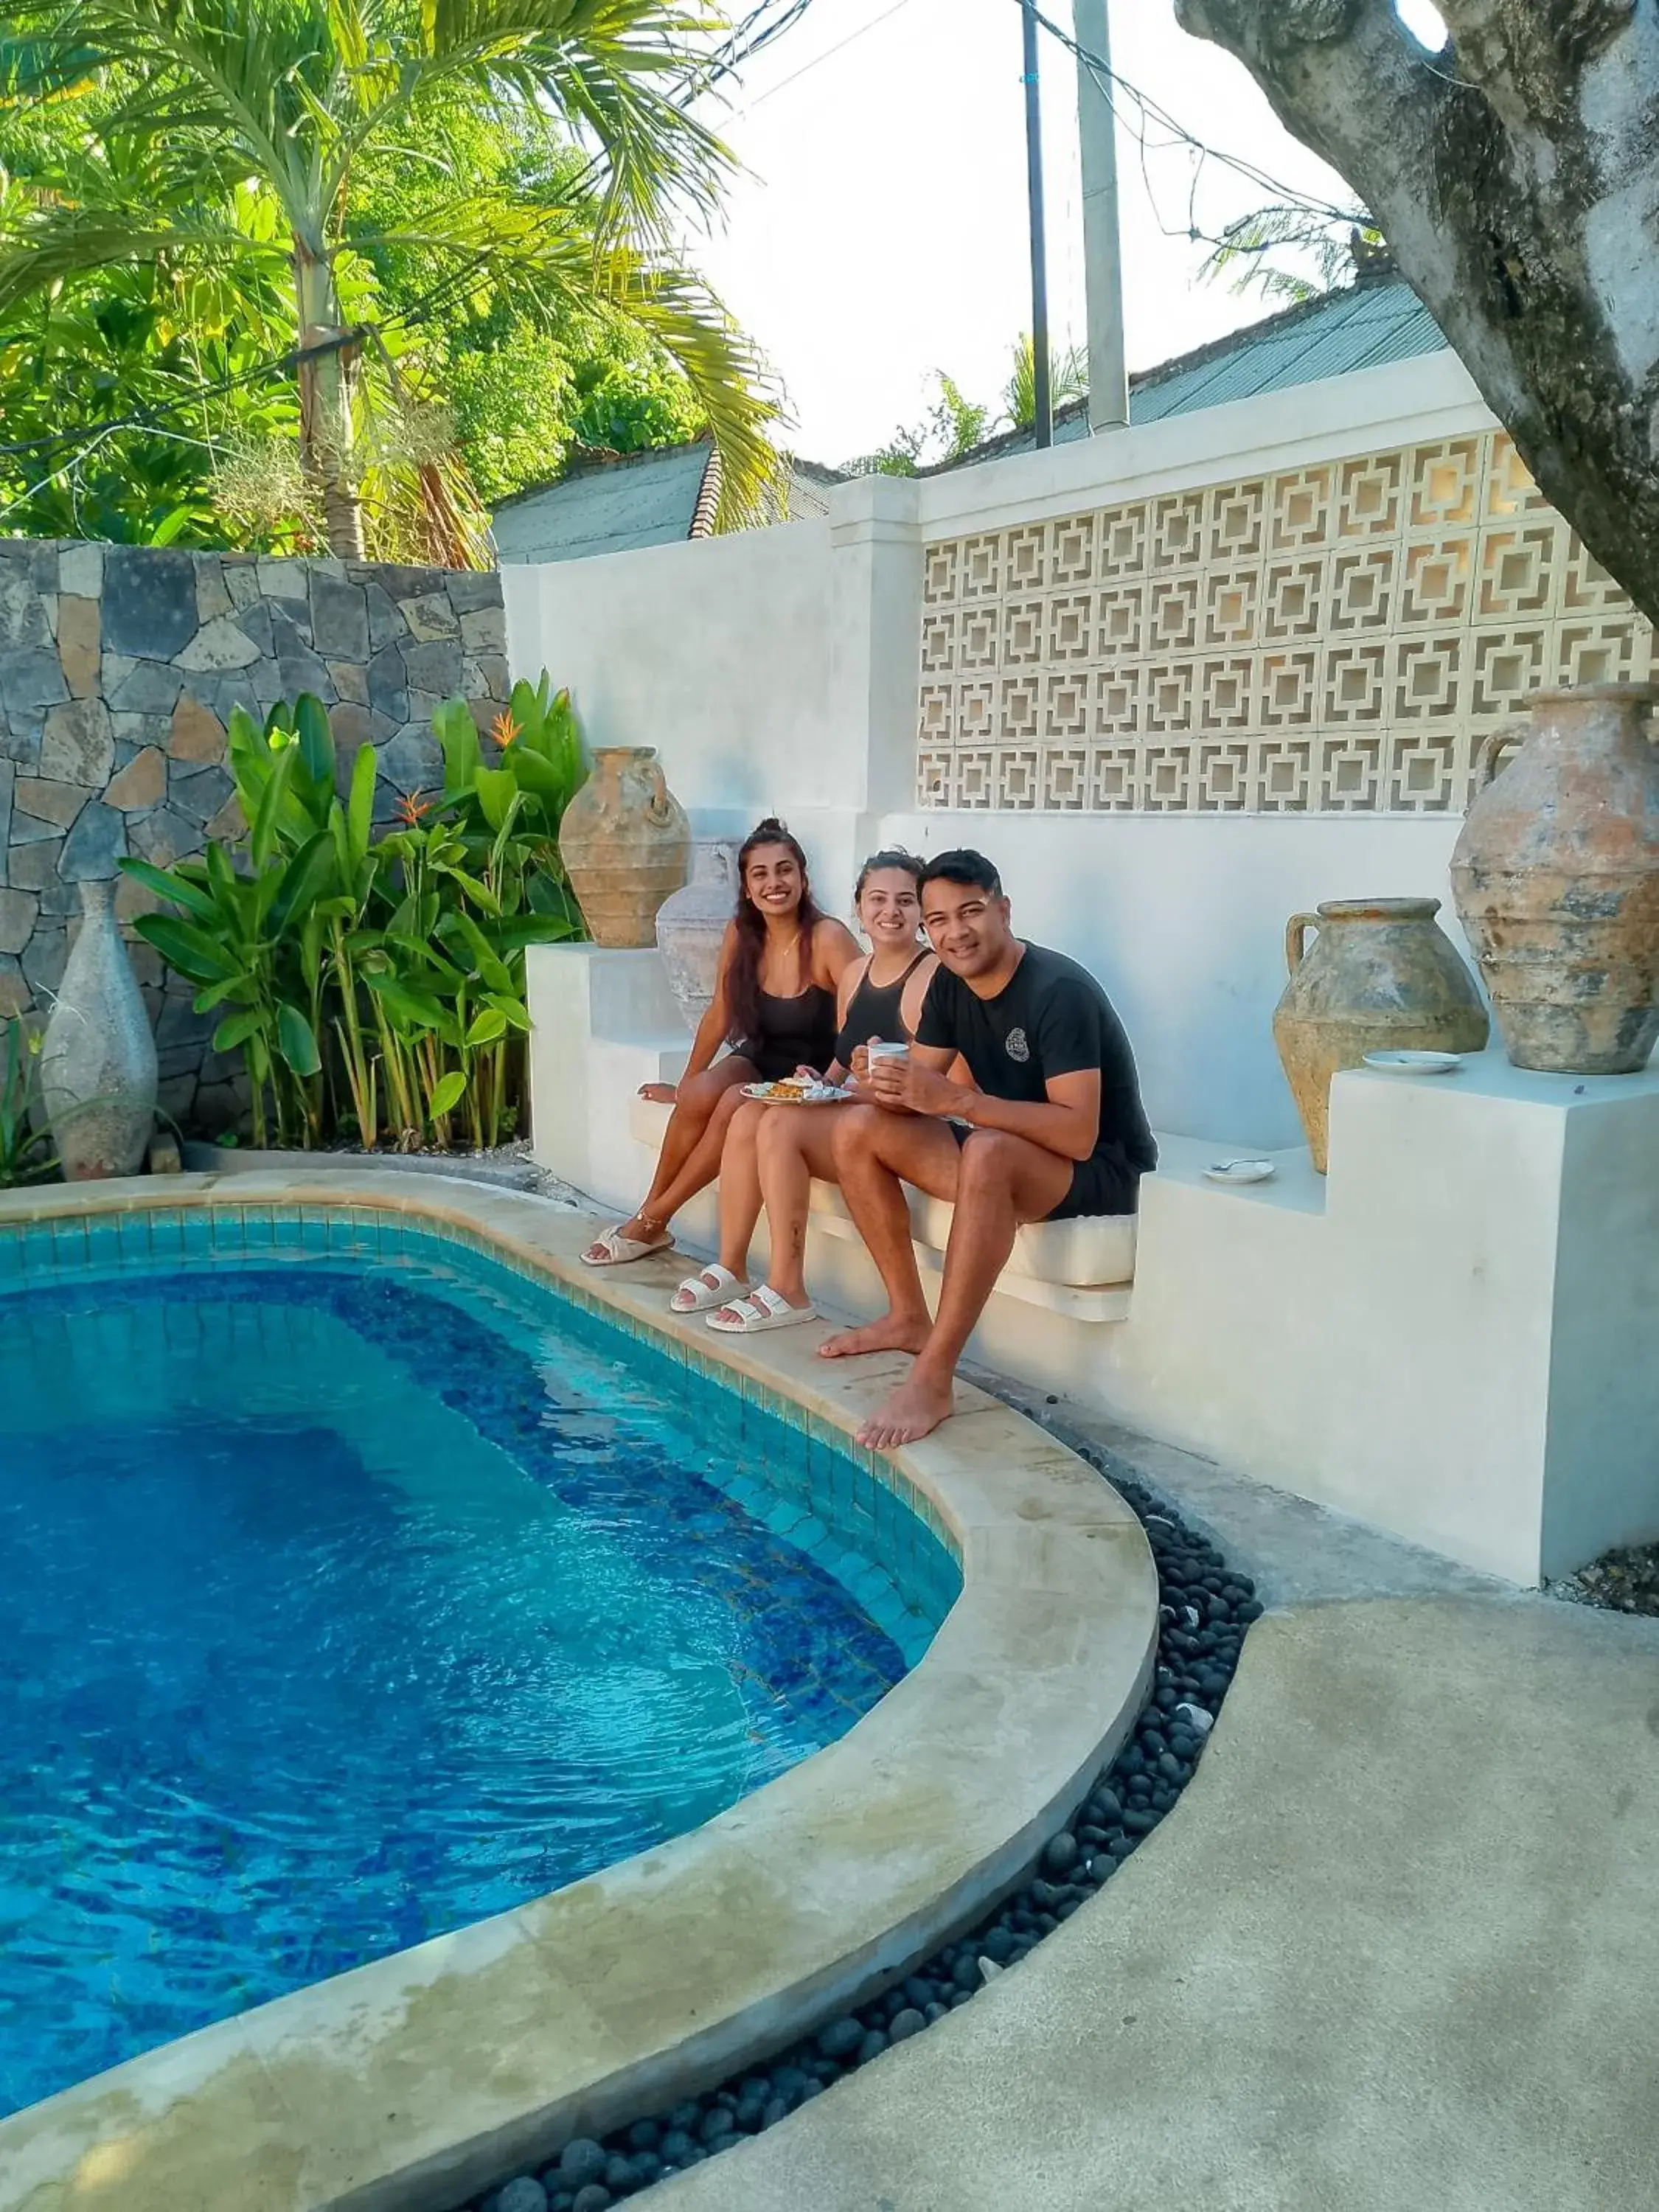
[0,1172,1158,2212]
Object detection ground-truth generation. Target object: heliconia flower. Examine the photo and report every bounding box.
[394,790,434,827]
[492,709,521,748]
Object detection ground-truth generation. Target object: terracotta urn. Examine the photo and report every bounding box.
[1273,897,1488,1172]
[1450,684,1659,1074]
[41,878,159,1179]
[557,746,690,949]
[656,838,738,1031]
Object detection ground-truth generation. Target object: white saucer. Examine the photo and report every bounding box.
[1363,1050,1464,1076]
[1203,1158,1276,1186]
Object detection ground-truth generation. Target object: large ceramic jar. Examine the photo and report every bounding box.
[656,838,738,1031]
[1273,897,1488,1172]
[41,878,158,1180]
[558,746,690,949]
[1450,684,1659,1074]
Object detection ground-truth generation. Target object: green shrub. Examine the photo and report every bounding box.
[120,682,585,1151]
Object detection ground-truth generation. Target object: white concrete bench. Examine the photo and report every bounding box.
[627,1095,1137,1323]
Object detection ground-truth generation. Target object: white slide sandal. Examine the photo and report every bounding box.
[671,1263,748,1313]
[706,1284,818,1335]
[580,1225,671,1268]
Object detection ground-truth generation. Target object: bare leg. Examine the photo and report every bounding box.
[857,1131,1074,1449]
[708,1097,771,1278]
[587,1061,755,1261]
[639,1079,753,1228]
[818,1107,964,1360]
[754,1105,844,1307]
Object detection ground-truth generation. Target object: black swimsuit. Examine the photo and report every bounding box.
[833,950,930,1065]
[741,987,838,1082]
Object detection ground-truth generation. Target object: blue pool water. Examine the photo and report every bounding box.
[0,1214,956,2119]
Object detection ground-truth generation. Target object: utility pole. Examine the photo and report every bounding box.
[1020,0,1053,448]
[1074,0,1130,431]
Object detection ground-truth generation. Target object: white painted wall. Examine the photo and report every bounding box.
[872,811,1470,1146]
[501,519,840,815]
[507,355,1502,1150]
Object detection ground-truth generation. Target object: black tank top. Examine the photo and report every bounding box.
[834,950,931,1066]
[744,985,838,1082]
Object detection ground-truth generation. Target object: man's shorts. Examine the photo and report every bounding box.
[946,1122,1140,1221]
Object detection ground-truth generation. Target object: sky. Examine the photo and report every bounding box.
[686,0,1447,467]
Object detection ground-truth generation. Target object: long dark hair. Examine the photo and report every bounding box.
[725,817,823,1047]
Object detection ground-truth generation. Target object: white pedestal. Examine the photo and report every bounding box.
[526,944,690,1209]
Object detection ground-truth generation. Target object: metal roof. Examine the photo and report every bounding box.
[931,276,1449,471]
[493,443,716,565]
[491,279,1451,544]
[1129,277,1447,423]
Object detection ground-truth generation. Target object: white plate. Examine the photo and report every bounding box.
[1203,1158,1276,1186]
[1362,1050,1464,1076]
[740,1082,855,1105]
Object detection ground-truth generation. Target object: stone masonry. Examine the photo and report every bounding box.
[0,539,509,1133]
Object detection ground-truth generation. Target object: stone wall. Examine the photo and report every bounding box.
[0,540,509,1132]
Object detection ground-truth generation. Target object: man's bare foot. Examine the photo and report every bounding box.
[817,1312,930,1360]
[856,1369,956,1450]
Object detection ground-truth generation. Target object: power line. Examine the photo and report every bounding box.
[1022,2,1357,226]
[744,0,923,109]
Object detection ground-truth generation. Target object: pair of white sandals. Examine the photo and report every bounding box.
[669,1264,817,1335]
[578,1227,815,1333]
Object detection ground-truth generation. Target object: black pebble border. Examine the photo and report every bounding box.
[457,1455,1259,2212]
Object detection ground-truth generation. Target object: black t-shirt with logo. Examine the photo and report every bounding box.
[915,942,1158,1177]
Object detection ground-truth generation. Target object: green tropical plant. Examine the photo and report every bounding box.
[1199,204,1381,305]
[1002,333,1088,432]
[119,682,585,1152]
[0,0,782,557]
[0,1015,55,1187]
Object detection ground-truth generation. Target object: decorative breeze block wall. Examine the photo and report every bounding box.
[0,540,509,1130]
[915,431,1652,814]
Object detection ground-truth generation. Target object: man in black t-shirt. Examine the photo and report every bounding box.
[823,849,1155,1448]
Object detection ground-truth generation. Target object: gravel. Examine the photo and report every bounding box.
[453,1455,1259,2211]
[1548,1540,1659,1616]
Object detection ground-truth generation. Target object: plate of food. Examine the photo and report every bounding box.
[740,1078,855,1105]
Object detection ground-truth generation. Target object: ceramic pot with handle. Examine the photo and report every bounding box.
[557,745,691,949]
[655,838,739,1031]
[1272,897,1488,1172]
[1450,684,1659,1074]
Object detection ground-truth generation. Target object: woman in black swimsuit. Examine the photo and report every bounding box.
[669,852,937,1330]
[582,818,858,1267]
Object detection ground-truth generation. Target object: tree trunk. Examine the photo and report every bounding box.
[293,237,365,561]
[1174,0,1659,624]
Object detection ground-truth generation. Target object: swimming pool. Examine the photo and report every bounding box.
[0,1208,959,2118]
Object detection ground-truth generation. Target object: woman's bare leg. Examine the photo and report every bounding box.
[756,1106,843,1307]
[712,1098,772,1279]
[633,1079,753,1230]
[590,1062,754,1259]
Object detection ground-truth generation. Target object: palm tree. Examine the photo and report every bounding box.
[1003,333,1088,433]
[0,0,779,557]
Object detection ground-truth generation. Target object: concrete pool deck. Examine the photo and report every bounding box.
[652,1586,1659,2212]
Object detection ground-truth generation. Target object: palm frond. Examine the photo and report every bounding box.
[362,187,780,521]
[0,197,260,317]
[416,0,733,237]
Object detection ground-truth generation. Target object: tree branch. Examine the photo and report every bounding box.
[1175,0,1659,623]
